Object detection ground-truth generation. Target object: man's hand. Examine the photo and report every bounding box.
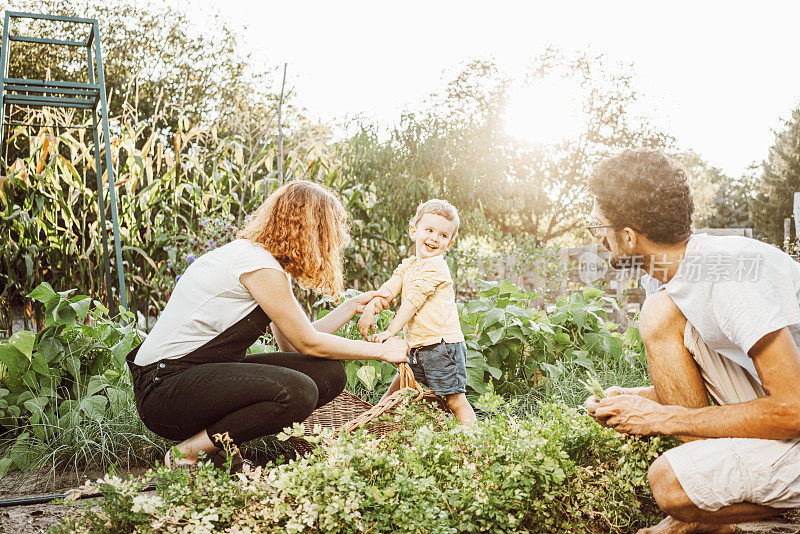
[371,330,394,344]
[593,394,671,436]
[584,386,626,427]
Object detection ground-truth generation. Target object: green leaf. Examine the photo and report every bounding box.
[466,366,488,393]
[0,345,28,381]
[86,375,108,397]
[27,282,56,303]
[498,279,518,295]
[64,356,80,380]
[69,296,92,320]
[38,338,64,363]
[482,308,504,330]
[572,352,594,370]
[8,331,35,359]
[582,287,604,300]
[21,369,37,389]
[487,365,502,380]
[572,309,587,330]
[110,333,138,370]
[79,395,108,420]
[356,365,377,391]
[486,326,504,345]
[0,457,13,478]
[52,300,77,326]
[555,332,571,345]
[23,396,48,416]
[30,353,50,376]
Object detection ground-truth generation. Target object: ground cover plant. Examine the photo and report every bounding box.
[54,396,675,534]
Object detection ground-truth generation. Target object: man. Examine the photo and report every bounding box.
[584,148,800,534]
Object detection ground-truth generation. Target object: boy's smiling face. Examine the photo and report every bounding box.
[409,212,457,259]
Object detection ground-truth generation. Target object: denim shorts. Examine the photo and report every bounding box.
[408,340,467,396]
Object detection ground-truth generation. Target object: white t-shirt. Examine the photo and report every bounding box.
[134,239,289,366]
[640,233,800,383]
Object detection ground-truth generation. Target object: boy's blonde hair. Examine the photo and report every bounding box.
[409,199,460,235]
[237,180,349,297]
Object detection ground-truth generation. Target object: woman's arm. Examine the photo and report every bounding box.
[241,269,407,362]
[272,291,389,351]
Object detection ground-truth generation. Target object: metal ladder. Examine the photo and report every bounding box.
[0,11,127,311]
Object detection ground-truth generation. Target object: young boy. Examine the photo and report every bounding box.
[358,199,477,425]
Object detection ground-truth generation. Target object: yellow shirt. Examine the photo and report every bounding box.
[380,255,465,348]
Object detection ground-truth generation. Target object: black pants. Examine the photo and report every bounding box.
[127,307,346,447]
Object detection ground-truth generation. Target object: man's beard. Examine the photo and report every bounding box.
[602,236,636,270]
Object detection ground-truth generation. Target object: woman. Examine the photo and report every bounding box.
[126,180,408,469]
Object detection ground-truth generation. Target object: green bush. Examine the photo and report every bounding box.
[0,282,155,476]
[55,397,675,533]
[460,280,647,398]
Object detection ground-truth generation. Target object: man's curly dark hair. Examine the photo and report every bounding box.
[588,148,694,244]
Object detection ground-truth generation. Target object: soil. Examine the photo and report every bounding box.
[0,465,153,534]
[737,512,800,533]
[0,466,798,533]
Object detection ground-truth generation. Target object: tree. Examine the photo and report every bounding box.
[343,50,673,248]
[750,107,800,243]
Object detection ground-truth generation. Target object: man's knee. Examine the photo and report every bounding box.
[648,455,699,522]
[639,291,687,346]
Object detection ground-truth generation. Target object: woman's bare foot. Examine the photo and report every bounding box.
[637,516,736,534]
[164,447,198,470]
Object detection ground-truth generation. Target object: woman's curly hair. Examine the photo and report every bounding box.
[588,148,694,244]
[237,180,349,297]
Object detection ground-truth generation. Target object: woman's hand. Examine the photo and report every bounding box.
[348,291,392,314]
[371,330,394,344]
[378,336,409,364]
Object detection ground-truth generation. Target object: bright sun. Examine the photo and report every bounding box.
[504,76,585,145]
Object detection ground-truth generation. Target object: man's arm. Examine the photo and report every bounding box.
[595,327,800,438]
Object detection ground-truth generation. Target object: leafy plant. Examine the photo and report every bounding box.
[460,279,645,397]
[55,399,676,533]
[0,282,141,476]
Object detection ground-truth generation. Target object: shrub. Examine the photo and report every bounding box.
[0,283,159,476]
[56,397,676,533]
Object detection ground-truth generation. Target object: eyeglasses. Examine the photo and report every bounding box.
[586,220,615,237]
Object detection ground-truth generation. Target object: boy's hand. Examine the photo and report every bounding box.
[371,330,394,344]
[357,306,378,340]
[349,291,382,314]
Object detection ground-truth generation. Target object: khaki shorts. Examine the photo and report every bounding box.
[662,323,800,512]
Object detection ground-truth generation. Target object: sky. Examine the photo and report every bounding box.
[182,0,800,178]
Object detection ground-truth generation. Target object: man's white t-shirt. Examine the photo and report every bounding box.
[640,233,800,383]
[133,239,289,366]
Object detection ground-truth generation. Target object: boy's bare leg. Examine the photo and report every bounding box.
[637,292,782,532]
[378,373,403,403]
[446,392,476,425]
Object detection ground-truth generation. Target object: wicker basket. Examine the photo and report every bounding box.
[289,363,450,454]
